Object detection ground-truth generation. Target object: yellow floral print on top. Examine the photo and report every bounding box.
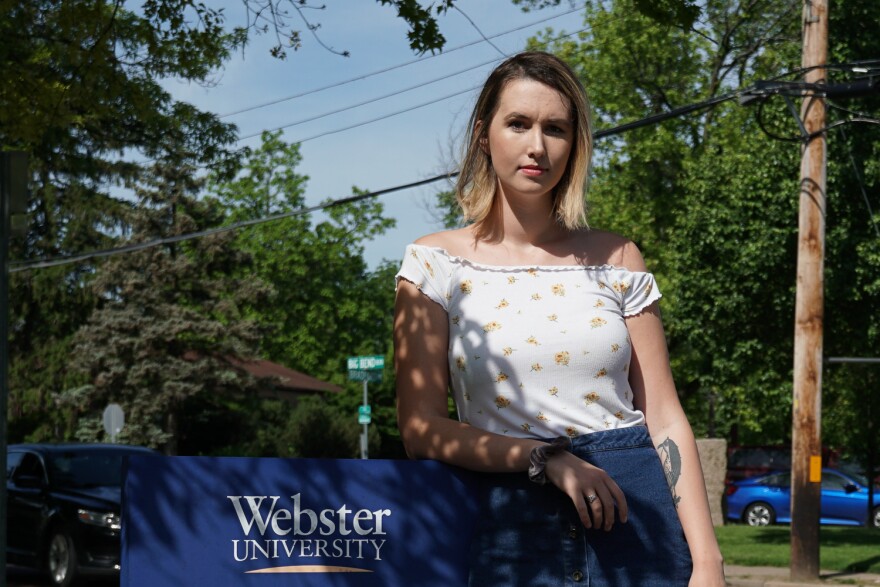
[395,244,662,439]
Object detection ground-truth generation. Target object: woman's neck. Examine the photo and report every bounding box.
[468,188,572,262]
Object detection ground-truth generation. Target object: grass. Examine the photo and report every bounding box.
[716,525,880,573]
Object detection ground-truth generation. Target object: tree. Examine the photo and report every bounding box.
[514,0,704,29]
[207,131,402,456]
[432,0,880,452]
[238,0,456,57]
[2,0,463,443]
[552,0,880,449]
[270,395,381,458]
[818,0,880,482]
[3,0,244,441]
[61,146,272,454]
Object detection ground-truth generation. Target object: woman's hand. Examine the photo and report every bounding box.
[544,451,628,531]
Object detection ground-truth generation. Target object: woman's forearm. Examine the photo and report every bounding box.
[400,411,546,473]
[649,420,723,568]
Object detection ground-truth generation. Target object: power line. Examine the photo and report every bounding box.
[11,84,748,273]
[137,25,596,167]
[218,4,585,119]
[9,174,455,272]
[26,44,875,274]
[257,83,482,144]
[145,26,594,155]
[235,61,496,141]
[234,26,591,145]
[836,123,880,239]
[453,5,509,59]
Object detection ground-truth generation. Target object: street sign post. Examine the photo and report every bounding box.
[348,356,385,459]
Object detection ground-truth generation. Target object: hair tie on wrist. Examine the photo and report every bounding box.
[528,436,570,485]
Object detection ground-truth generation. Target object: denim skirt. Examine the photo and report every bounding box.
[467,426,692,587]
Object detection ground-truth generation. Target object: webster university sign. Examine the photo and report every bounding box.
[122,456,479,586]
[226,493,390,564]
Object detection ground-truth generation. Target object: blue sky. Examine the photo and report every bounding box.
[164,1,587,269]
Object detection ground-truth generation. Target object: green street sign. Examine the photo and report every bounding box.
[358,406,371,424]
[347,355,385,371]
[348,370,383,382]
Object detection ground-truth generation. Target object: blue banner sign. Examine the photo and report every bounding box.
[122,456,479,586]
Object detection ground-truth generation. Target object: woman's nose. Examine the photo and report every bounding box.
[527,129,546,159]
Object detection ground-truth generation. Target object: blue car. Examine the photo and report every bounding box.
[726,467,880,527]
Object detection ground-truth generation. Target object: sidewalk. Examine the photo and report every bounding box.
[726,565,880,587]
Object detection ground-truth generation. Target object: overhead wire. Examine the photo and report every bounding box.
[218,4,585,119]
[10,174,453,272]
[835,123,880,239]
[10,79,748,273]
[25,60,877,273]
[260,84,482,144]
[17,8,608,272]
[235,26,592,144]
[452,5,509,59]
[235,59,497,141]
[20,22,878,273]
[138,18,599,167]
[745,63,880,142]
[746,76,880,237]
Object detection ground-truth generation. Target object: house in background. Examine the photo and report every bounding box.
[229,357,342,405]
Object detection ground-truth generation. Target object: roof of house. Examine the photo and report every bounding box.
[225,357,343,394]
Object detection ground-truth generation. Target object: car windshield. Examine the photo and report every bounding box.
[48,450,138,488]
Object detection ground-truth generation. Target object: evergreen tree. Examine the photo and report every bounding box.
[3,0,243,441]
[61,147,271,454]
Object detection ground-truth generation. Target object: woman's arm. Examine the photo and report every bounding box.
[627,304,725,585]
[620,244,724,585]
[394,278,627,530]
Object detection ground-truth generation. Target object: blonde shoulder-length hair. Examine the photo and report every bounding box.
[456,51,592,231]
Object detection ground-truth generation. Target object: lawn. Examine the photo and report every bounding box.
[716,525,880,573]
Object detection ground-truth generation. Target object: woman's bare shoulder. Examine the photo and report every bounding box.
[414,227,475,254]
[576,229,647,272]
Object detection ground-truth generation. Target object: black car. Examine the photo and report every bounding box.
[6,443,156,586]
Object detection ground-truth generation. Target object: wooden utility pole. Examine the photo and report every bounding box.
[790,0,828,581]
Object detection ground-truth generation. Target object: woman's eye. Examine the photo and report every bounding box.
[509,120,526,130]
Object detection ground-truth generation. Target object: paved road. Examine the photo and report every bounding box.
[6,565,53,587]
[6,565,117,587]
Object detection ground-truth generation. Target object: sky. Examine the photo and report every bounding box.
[164,0,588,269]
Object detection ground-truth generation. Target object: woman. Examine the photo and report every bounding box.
[394,51,725,586]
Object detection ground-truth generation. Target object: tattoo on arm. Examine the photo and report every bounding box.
[657,437,682,508]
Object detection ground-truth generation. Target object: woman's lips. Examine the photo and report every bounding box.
[519,166,546,177]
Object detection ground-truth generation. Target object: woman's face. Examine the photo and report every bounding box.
[482,78,574,205]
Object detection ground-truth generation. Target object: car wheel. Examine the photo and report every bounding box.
[872,506,880,529]
[743,502,776,526]
[47,528,78,587]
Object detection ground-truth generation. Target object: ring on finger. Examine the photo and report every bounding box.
[586,494,599,504]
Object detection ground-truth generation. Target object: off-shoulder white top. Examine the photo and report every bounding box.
[396,244,662,439]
